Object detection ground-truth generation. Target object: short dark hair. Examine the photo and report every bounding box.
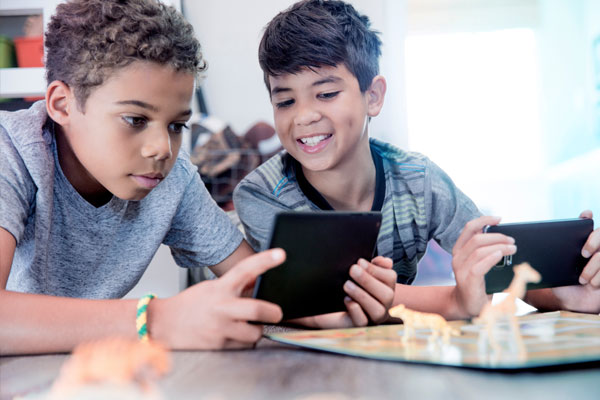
[45,0,206,110]
[258,0,381,93]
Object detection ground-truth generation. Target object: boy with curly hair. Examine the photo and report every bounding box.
[0,0,291,355]
[234,0,600,322]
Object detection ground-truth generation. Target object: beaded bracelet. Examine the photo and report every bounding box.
[136,293,156,342]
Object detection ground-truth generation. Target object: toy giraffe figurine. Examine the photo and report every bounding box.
[475,262,541,360]
[389,304,460,345]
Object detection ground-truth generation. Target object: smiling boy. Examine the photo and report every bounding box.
[0,0,287,355]
[234,0,600,321]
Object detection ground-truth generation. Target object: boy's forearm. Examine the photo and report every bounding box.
[392,284,472,321]
[0,290,138,355]
[209,239,255,278]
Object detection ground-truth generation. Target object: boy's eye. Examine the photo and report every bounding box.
[168,122,189,134]
[122,116,147,129]
[318,91,340,100]
[275,99,294,109]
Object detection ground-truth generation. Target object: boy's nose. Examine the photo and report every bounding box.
[141,129,172,161]
[293,107,321,126]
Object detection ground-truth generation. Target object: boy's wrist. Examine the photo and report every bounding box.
[445,286,468,320]
[146,297,170,347]
[449,286,490,320]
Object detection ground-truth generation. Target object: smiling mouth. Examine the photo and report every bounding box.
[297,134,332,146]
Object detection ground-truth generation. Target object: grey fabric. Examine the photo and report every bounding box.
[233,138,481,284]
[0,101,243,299]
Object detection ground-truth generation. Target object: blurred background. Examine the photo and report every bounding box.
[2,0,598,290]
[185,0,600,285]
[184,0,600,224]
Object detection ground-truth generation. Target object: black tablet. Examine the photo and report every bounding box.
[253,211,382,320]
[483,218,593,294]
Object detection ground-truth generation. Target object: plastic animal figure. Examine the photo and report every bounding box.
[475,262,542,359]
[389,304,459,344]
[49,337,170,399]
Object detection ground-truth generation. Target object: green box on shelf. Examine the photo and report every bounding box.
[0,35,17,68]
[0,35,18,102]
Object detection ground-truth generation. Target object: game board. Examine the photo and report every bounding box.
[266,311,600,369]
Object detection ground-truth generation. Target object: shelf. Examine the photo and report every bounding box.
[0,0,62,36]
[0,67,45,97]
[0,0,43,16]
[0,0,180,99]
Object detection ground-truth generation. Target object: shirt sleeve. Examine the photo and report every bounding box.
[233,180,290,252]
[0,128,35,244]
[163,171,243,268]
[424,157,482,252]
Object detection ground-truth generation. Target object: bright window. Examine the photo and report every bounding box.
[405,28,544,220]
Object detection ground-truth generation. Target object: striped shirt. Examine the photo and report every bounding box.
[233,138,481,284]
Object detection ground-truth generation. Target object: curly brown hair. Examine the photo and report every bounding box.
[45,0,206,109]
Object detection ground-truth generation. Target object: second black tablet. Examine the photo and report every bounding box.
[483,218,593,294]
[253,211,382,320]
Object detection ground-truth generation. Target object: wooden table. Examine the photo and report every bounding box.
[1,325,599,400]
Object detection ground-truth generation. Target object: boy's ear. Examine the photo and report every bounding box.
[366,75,386,117]
[45,80,76,126]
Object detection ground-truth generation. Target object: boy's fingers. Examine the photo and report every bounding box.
[222,248,286,292]
[589,270,600,288]
[369,256,393,269]
[579,210,593,219]
[453,216,502,254]
[581,228,600,259]
[349,265,395,305]
[289,312,353,329]
[579,253,600,287]
[223,321,265,345]
[471,250,505,277]
[344,297,369,327]
[468,243,516,270]
[222,341,255,350]
[455,233,515,266]
[220,298,283,324]
[356,259,397,287]
[343,280,386,322]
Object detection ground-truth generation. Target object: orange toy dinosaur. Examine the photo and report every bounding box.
[48,337,170,399]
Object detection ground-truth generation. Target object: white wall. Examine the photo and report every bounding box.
[182,0,406,146]
[124,245,186,299]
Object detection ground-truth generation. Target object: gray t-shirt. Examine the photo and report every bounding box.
[0,101,243,298]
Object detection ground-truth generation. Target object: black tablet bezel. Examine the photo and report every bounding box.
[252,211,382,320]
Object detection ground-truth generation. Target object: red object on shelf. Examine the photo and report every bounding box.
[14,36,45,101]
[14,36,44,67]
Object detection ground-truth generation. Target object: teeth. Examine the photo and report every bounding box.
[299,134,330,146]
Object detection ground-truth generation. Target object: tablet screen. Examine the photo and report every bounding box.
[253,211,382,320]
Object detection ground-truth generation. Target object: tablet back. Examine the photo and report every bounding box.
[484,218,593,294]
[253,211,382,320]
